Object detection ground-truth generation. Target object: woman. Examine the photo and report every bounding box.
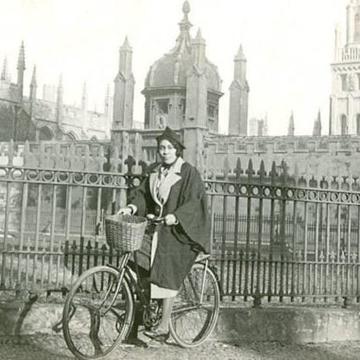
[118,126,210,342]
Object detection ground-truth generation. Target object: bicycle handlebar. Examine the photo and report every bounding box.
[146,214,164,224]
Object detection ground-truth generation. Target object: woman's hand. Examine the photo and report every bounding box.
[117,207,132,216]
[164,214,178,226]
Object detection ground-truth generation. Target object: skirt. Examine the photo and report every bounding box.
[150,232,178,299]
[131,226,178,299]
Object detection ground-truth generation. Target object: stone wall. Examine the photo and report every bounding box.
[205,134,360,178]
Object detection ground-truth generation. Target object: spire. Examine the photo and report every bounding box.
[121,36,132,51]
[17,41,26,71]
[1,57,10,82]
[118,36,133,77]
[81,81,87,110]
[58,73,63,91]
[29,66,37,118]
[233,44,247,82]
[56,74,64,125]
[313,109,322,136]
[30,66,37,99]
[334,24,341,61]
[30,65,37,87]
[346,0,360,44]
[180,1,191,30]
[193,28,206,67]
[288,111,295,136]
[263,113,268,136]
[235,45,246,61]
[104,84,111,115]
[17,41,26,101]
[173,1,192,54]
[114,36,135,129]
[228,44,249,136]
[195,28,204,41]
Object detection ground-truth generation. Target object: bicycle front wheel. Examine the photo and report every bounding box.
[62,265,134,360]
[170,262,220,348]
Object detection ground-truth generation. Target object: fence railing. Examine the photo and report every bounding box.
[1,153,360,307]
[205,159,360,305]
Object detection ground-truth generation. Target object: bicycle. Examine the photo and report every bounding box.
[61,214,221,360]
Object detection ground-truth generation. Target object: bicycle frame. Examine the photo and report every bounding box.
[105,251,150,308]
[99,252,132,315]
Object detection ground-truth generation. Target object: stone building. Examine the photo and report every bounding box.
[0,42,111,142]
[111,1,250,169]
[3,0,360,180]
[330,0,360,135]
[249,117,268,137]
[111,0,360,179]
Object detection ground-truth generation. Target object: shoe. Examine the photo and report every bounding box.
[124,337,149,348]
[143,329,170,343]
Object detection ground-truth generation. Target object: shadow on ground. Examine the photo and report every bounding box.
[227,340,360,360]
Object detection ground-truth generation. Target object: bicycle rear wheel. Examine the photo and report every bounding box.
[169,262,220,348]
[62,265,134,360]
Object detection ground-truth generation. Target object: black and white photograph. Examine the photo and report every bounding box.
[0,0,360,359]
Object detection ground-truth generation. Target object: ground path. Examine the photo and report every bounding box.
[0,335,359,360]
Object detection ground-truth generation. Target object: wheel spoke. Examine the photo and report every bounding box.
[170,263,220,348]
[62,265,134,359]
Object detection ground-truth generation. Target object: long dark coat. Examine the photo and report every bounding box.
[128,159,210,290]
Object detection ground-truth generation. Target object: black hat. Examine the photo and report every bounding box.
[156,127,185,149]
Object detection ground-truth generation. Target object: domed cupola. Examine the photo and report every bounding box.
[142,1,223,132]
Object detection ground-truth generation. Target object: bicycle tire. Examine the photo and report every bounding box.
[62,265,134,360]
[169,262,220,348]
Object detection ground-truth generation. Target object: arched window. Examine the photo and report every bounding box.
[39,126,53,141]
[355,14,360,42]
[340,74,347,91]
[341,115,348,135]
[357,114,360,135]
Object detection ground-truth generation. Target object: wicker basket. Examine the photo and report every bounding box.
[105,214,147,252]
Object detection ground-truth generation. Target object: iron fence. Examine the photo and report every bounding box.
[205,160,360,305]
[0,142,360,306]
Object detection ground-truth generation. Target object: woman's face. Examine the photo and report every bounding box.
[158,139,177,165]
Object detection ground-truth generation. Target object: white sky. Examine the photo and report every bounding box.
[0,0,348,135]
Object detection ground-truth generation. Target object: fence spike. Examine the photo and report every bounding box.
[8,139,14,166]
[269,161,277,183]
[309,175,317,188]
[223,156,231,179]
[258,160,266,180]
[340,251,346,262]
[125,155,136,175]
[110,145,120,172]
[23,140,30,167]
[86,240,92,250]
[341,176,350,190]
[352,176,359,191]
[297,175,307,188]
[138,159,149,175]
[246,159,255,179]
[234,158,243,181]
[84,145,90,170]
[280,159,289,185]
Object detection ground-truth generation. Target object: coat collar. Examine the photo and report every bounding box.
[149,157,184,208]
[150,157,184,175]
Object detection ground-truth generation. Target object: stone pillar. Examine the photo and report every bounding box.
[228,45,249,136]
[182,127,207,174]
[112,37,135,130]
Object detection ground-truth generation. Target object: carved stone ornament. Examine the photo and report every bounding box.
[347,73,356,92]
